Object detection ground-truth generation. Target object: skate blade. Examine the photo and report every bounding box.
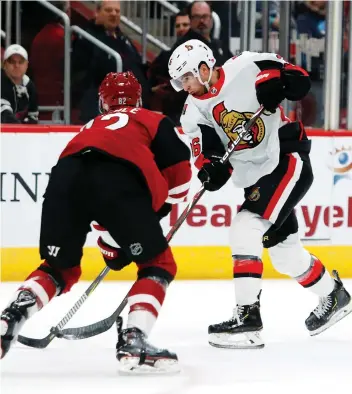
[118,357,181,375]
[208,331,264,349]
[309,300,352,336]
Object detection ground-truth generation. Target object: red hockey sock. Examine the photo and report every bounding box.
[19,268,59,309]
[127,278,166,335]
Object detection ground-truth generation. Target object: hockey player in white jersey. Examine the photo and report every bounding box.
[169,39,352,349]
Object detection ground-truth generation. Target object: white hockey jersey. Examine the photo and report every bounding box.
[180,51,291,188]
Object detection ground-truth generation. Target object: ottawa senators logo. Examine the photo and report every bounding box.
[248,187,261,201]
[212,102,265,151]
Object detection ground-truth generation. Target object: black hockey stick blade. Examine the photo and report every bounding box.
[16,331,57,349]
[17,266,111,348]
[59,297,128,340]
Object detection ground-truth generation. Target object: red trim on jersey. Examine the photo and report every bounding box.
[233,258,263,275]
[193,68,226,101]
[129,278,166,305]
[255,69,281,87]
[298,259,325,287]
[169,189,188,200]
[194,153,205,170]
[284,63,309,77]
[162,161,192,199]
[263,154,297,220]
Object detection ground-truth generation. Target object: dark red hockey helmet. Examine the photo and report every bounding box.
[98,71,142,112]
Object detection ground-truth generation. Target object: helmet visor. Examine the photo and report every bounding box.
[170,78,184,92]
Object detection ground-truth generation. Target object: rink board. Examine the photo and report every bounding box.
[1,245,352,281]
[1,126,351,280]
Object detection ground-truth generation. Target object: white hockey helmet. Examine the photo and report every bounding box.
[168,39,216,92]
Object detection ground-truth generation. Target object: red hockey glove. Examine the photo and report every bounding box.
[97,236,132,271]
[255,69,285,113]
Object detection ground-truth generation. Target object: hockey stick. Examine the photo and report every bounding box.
[17,106,264,346]
[55,105,265,341]
[17,266,111,348]
[16,152,207,347]
[16,189,202,347]
[54,193,204,341]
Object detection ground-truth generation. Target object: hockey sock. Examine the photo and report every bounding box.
[233,255,263,305]
[295,254,335,297]
[127,277,166,336]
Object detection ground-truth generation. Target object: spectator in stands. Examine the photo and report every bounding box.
[148,10,190,123]
[72,0,151,123]
[255,1,281,36]
[30,1,71,121]
[30,1,68,111]
[1,44,38,124]
[156,1,233,123]
[295,1,326,127]
[172,1,233,65]
[175,10,191,37]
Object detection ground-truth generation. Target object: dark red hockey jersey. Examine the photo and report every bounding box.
[60,107,192,211]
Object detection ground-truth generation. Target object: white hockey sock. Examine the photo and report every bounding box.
[233,255,263,305]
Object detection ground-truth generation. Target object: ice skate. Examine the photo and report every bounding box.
[208,300,264,349]
[116,325,180,374]
[305,270,352,336]
[1,290,37,358]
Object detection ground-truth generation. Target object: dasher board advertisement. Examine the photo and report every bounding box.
[1,127,351,280]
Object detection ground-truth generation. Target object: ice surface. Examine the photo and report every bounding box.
[1,280,352,394]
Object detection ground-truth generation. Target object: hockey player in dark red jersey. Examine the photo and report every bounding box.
[169,40,352,349]
[0,71,192,373]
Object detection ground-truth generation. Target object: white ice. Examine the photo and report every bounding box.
[1,279,352,394]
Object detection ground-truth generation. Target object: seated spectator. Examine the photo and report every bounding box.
[148,10,190,123]
[30,1,70,110]
[72,0,151,123]
[1,44,38,124]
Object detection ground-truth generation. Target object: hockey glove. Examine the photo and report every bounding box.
[97,236,132,271]
[255,68,285,113]
[281,64,311,101]
[198,154,233,191]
